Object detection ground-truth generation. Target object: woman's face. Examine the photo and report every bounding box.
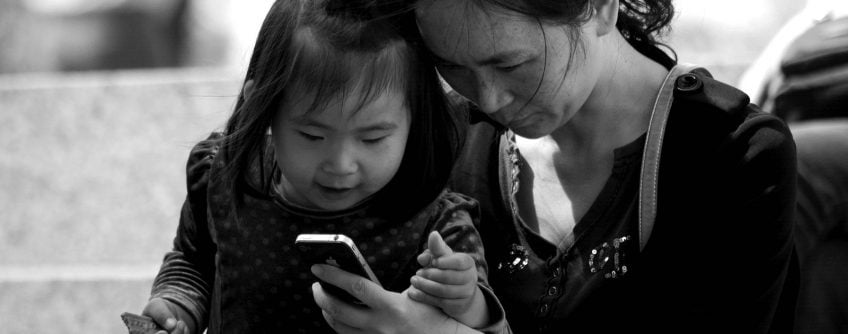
[271,88,411,211]
[416,0,603,138]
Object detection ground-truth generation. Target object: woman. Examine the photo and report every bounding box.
[311,0,799,333]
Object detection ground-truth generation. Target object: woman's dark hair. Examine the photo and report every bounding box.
[221,0,462,220]
[466,0,674,49]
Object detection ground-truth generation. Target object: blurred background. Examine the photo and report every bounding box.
[0,0,806,332]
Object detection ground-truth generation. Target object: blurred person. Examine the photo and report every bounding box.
[132,0,505,333]
[791,120,848,334]
[740,2,848,333]
[739,0,848,118]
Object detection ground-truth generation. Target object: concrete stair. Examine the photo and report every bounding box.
[0,67,240,333]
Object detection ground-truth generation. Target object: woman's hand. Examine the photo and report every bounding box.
[142,297,196,334]
[310,264,482,334]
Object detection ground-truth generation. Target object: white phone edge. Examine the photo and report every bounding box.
[295,233,382,286]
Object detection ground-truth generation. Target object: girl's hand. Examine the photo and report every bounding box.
[142,297,196,334]
[310,264,481,334]
[409,231,488,327]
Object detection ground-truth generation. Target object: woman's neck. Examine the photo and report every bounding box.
[550,31,668,160]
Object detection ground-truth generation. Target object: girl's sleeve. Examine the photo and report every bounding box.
[431,192,512,334]
[149,132,222,330]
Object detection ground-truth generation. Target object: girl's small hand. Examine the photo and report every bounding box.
[409,232,483,325]
[142,297,196,334]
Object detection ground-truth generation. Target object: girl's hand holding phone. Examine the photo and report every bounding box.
[408,231,489,328]
[141,297,196,334]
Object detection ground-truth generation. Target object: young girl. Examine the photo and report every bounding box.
[135,0,504,333]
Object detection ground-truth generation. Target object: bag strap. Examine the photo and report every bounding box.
[638,63,699,251]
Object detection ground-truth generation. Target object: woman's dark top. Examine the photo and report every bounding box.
[449,51,799,333]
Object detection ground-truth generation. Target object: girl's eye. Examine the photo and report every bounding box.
[362,136,387,144]
[298,131,323,141]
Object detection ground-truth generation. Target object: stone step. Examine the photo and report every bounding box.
[0,275,154,334]
[0,67,240,267]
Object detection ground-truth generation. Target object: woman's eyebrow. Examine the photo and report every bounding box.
[430,49,529,66]
[478,50,528,66]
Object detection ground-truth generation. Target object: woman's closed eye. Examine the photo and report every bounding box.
[497,62,524,72]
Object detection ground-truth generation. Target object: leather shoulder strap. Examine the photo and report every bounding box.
[638,63,699,251]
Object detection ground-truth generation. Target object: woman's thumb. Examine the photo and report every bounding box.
[142,298,178,330]
[427,231,453,259]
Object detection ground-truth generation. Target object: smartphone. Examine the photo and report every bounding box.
[295,234,381,305]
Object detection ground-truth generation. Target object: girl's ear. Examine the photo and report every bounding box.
[592,0,619,37]
[242,79,256,100]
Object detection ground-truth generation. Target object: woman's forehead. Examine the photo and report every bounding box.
[415,0,546,62]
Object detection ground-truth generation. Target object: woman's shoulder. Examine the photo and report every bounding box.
[671,68,791,136]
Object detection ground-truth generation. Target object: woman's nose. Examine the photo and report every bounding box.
[475,74,512,114]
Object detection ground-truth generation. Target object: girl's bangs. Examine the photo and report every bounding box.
[286,28,411,115]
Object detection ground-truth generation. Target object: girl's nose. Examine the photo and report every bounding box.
[321,141,357,175]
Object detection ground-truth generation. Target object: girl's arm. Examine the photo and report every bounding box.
[423,193,508,333]
[148,133,222,333]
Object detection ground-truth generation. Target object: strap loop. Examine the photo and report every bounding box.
[638,63,700,251]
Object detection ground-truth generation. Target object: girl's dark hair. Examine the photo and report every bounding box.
[221,0,462,220]
[469,0,674,49]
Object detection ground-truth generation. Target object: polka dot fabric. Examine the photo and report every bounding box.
[151,137,488,334]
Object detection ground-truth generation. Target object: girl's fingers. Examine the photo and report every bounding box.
[407,286,443,307]
[416,249,433,267]
[142,298,177,331]
[410,275,474,299]
[416,266,476,285]
[427,231,453,258]
[430,253,476,271]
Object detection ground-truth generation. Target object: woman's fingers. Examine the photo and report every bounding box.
[321,310,364,334]
[311,282,368,328]
[311,264,388,309]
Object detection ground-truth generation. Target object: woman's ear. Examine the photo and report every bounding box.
[242,79,255,100]
[592,0,619,37]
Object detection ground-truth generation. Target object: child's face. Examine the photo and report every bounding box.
[271,88,411,211]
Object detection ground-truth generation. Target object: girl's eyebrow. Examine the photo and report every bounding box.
[291,115,397,132]
[291,116,333,130]
[356,122,398,133]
